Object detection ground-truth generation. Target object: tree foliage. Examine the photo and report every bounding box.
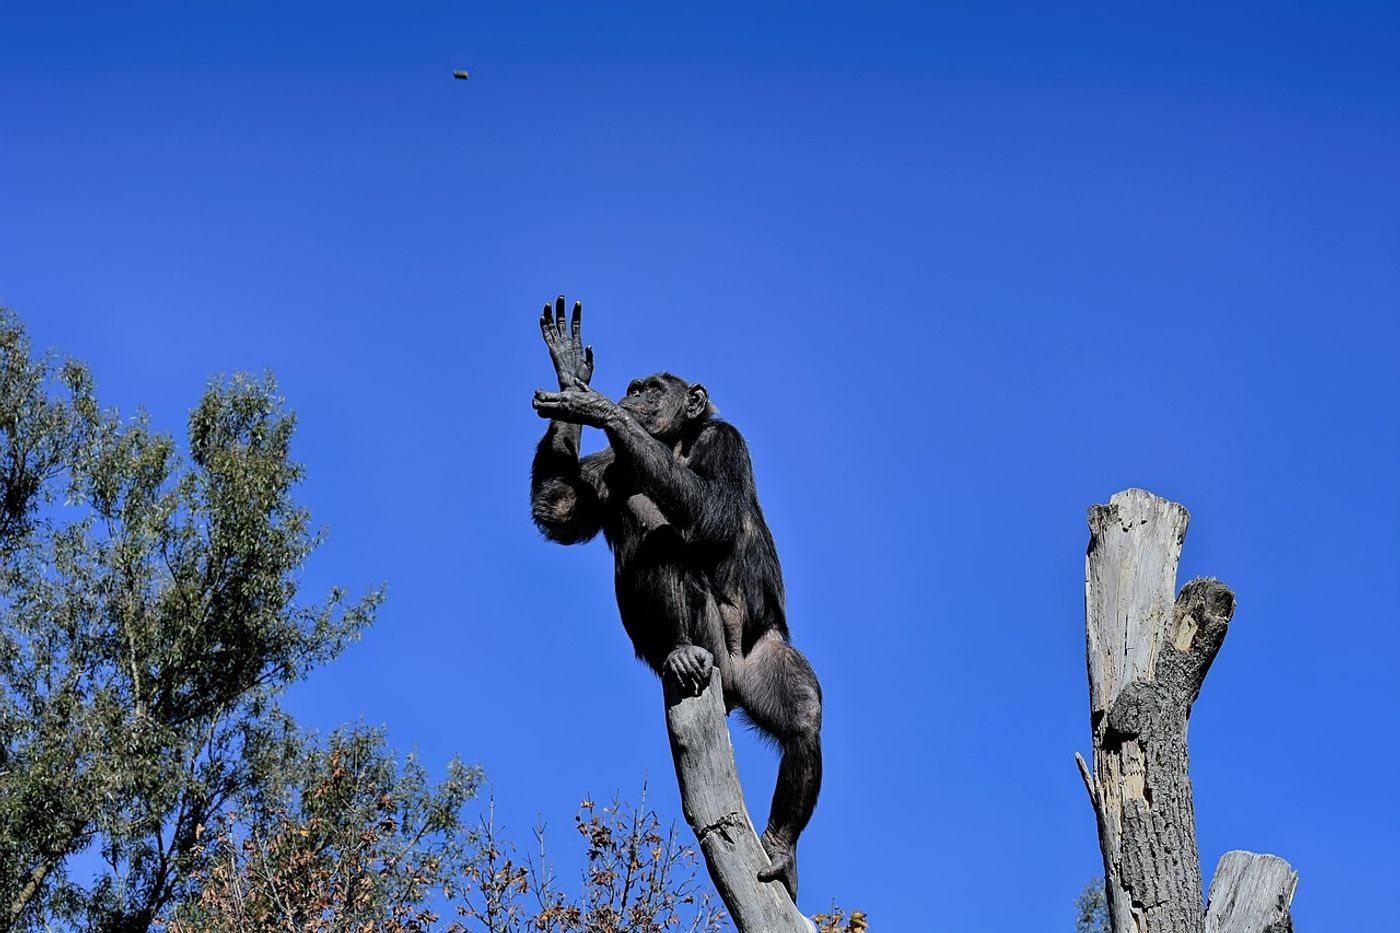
[0,308,381,930]
[1075,877,1110,933]
[813,905,869,933]
[486,790,726,933]
[166,776,725,933]
[166,725,480,932]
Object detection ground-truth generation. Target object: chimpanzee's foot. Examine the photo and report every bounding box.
[663,645,714,696]
[758,830,798,902]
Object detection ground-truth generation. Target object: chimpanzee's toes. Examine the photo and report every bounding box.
[663,646,714,696]
[758,832,798,902]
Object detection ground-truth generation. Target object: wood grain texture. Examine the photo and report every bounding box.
[665,670,813,933]
[1083,489,1295,933]
[1205,852,1298,933]
[1086,489,1204,933]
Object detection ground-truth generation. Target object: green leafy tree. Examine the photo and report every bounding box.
[166,724,480,932]
[0,308,381,930]
[1075,877,1110,933]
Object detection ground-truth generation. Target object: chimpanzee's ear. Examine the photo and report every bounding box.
[686,383,710,420]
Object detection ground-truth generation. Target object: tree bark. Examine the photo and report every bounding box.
[1081,489,1296,933]
[664,669,813,933]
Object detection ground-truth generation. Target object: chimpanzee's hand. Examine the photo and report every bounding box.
[539,295,594,390]
[532,386,618,428]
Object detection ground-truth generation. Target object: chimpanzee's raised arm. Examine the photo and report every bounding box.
[530,295,611,544]
[539,294,595,390]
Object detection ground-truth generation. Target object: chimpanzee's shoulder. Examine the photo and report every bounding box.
[695,419,751,455]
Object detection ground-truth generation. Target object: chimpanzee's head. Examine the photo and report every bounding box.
[618,372,714,441]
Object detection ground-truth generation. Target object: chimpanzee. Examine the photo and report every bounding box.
[529,295,822,903]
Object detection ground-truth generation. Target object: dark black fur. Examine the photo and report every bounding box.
[530,369,821,902]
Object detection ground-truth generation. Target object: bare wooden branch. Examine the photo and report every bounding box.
[664,669,813,933]
[1082,489,1297,933]
[1074,751,1098,810]
[1205,851,1298,933]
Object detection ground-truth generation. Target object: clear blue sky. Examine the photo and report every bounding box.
[3,2,1397,929]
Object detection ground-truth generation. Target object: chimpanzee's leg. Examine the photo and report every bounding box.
[729,631,822,903]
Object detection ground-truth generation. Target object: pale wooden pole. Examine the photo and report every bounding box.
[1078,489,1298,933]
[664,669,813,933]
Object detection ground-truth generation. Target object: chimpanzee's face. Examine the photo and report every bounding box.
[619,373,690,440]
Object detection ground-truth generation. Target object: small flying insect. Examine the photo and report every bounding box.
[452,69,470,80]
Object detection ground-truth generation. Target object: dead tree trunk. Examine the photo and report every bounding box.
[664,669,812,933]
[1078,488,1298,933]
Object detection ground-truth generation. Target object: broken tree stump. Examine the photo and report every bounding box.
[664,668,813,933]
[1078,488,1297,933]
[1205,851,1299,933]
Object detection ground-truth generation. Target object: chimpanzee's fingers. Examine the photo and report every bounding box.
[541,304,557,344]
[585,345,594,369]
[555,295,567,336]
[532,397,566,419]
[571,300,582,345]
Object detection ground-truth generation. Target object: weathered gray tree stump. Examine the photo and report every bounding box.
[664,669,813,933]
[1205,851,1298,933]
[1077,489,1297,933]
